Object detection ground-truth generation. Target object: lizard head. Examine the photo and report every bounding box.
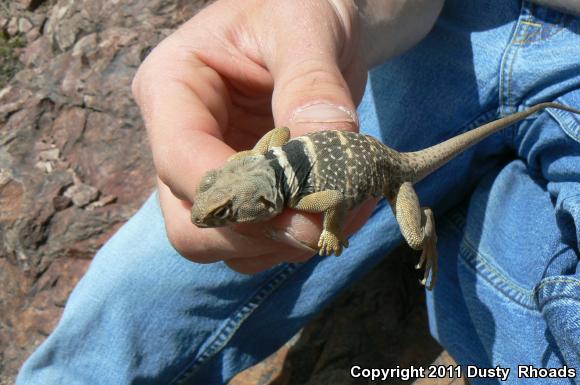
[191,156,284,228]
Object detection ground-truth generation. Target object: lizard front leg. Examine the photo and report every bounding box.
[389,182,438,290]
[228,126,291,161]
[292,190,348,256]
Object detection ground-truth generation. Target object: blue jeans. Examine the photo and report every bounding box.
[17,1,580,384]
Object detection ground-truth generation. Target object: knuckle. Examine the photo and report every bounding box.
[131,55,153,102]
[154,159,173,186]
[281,63,347,94]
[130,44,162,105]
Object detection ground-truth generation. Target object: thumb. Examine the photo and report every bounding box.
[264,2,362,135]
[271,58,360,135]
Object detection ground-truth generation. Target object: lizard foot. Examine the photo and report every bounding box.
[415,208,438,290]
[416,233,438,290]
[318,230,349,256]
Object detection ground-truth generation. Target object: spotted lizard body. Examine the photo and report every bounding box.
[191,102,580,289]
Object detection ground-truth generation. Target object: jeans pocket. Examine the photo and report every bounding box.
[549,93,580,144]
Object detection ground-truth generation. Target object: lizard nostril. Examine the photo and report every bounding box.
[191,214,210,227]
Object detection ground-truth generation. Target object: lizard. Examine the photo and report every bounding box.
[190,102,580,289]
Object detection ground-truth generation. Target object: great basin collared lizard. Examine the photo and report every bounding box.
[190,102,580,289]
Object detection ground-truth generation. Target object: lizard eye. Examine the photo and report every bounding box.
[212,206,231,219]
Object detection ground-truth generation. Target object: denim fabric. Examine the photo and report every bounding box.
[17,0,580,384]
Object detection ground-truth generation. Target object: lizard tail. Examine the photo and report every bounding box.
[402,102,580,183]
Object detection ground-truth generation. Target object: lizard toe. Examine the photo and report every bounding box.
[317,230,347,257]
[419,236,438,290]
[415,249,426,270]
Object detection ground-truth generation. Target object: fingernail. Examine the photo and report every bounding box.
[265,228,317,253]
[291,103,357,124]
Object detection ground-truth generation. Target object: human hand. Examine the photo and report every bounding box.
[132,0,442,273]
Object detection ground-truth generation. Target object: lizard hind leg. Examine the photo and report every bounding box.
[389,182,438,290]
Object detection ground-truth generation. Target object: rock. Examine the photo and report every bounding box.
[71,32,97,57]
[6,17,19,37]
[0,1,211,383]
[37,147,60,161]
[21,36,52,68]
[52,195,72,211]
[229,336,296,385]
[17,18,33,34]
[19,0,46,11]
[0,256,91,382]
[63,179,100,208]
[86,194,117,210]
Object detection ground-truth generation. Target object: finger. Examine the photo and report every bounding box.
[236,199,378,253]
[133,37,236,203]
[235,209,322,251]
[260,1,361,134]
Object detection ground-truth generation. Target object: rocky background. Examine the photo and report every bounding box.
[0,0,205,382]
[0,1,467,384]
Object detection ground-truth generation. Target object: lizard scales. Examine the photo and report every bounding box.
[267,131,401,208]
[191,102,580,289]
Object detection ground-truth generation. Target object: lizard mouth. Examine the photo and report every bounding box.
[192,218,225,228]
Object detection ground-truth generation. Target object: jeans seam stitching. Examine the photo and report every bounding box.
[560,193,580,205]
[169,262,302,385]
[536,277,580,291]
[513,21,566,45]
[457,249,539,311]
[546,105,580,143]
[513,6,568,44]
[447,216,580,310]
[500,2,572,114]
[444,215,539,309]
[535,277,580,310]
[460,235,536,302]
[499,1,527,114]
[507,21,529,112]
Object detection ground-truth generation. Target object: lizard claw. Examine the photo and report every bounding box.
[317,230,349,257]
[415,252,426,270]
[418,233,438,290]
